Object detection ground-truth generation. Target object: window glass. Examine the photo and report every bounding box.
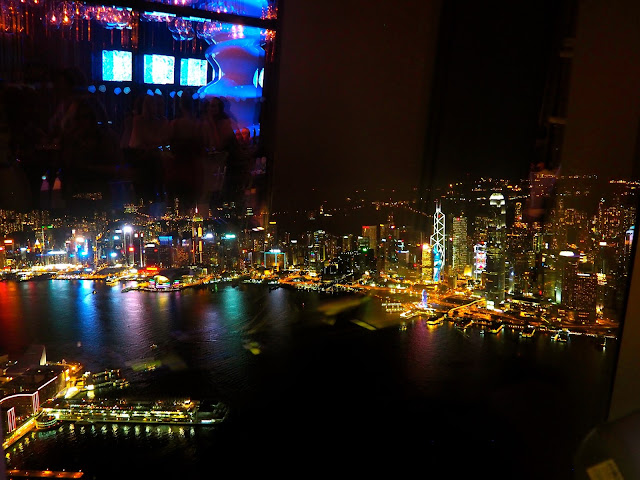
[1,0,639,477]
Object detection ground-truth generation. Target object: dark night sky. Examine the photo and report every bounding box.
[270,0,563,211]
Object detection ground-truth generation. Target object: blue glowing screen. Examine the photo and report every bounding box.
[180,58,208,86]
[143,54,175,85]
[102,50,132,82]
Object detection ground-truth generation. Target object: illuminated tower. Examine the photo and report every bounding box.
[474,243,487,280]
[485,193,507,308]
[430,202,445,282]
[574,273,597,322]
[421,242,433,281]
[452,216,468,277]
[192,207,204,264]
[623,226,635,276]
[362,225,378,254]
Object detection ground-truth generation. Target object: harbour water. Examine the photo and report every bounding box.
[0,280,618,478]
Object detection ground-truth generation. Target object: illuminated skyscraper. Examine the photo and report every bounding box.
[430,202,445,282]
[309,230,326,273]
[362,225,378,254]
[452,216,468,277]
[485,193,507,308]
[574,273,598,322]
[192,208,204,264]
[421,242,433,281]
[474,243,486,280]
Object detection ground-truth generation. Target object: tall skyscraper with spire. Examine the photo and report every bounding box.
[431,202,445,282]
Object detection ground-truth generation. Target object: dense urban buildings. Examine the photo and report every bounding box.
[1,174,637,325]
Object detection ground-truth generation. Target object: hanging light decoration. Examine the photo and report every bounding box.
[58,1,74,28]
[43,8,62,28]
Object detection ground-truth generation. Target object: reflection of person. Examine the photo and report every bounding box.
[201,96,235,152]
[165,94,206,214]
[58,96,123,213]
[0,82,31,210]
[48,67,89,148]
[128,94,169,150]
[120,93,144,150]
[524,160,559,222]
[198,96,239,211]
[128,94,169,203]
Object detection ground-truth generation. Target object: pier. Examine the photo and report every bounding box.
[7,470,84,478]
[39,399,229,427]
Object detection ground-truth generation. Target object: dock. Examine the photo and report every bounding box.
[7,470,84,478]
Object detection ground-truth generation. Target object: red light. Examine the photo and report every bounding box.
[0,247,3,251]
[129,247,134,252]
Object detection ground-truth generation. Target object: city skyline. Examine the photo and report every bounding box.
[1,172,636,328]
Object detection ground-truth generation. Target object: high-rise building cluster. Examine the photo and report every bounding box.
[0,174,636,323]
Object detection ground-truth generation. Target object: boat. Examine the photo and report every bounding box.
[425,315,443,326]
[553,331,569,342]
[399,322,408,331]
[595,336,607,349]
[36,413,61,430]
[400,310,421,319]
[487,321,504,334]
[455,318,474,330]
[520,325,536,338]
